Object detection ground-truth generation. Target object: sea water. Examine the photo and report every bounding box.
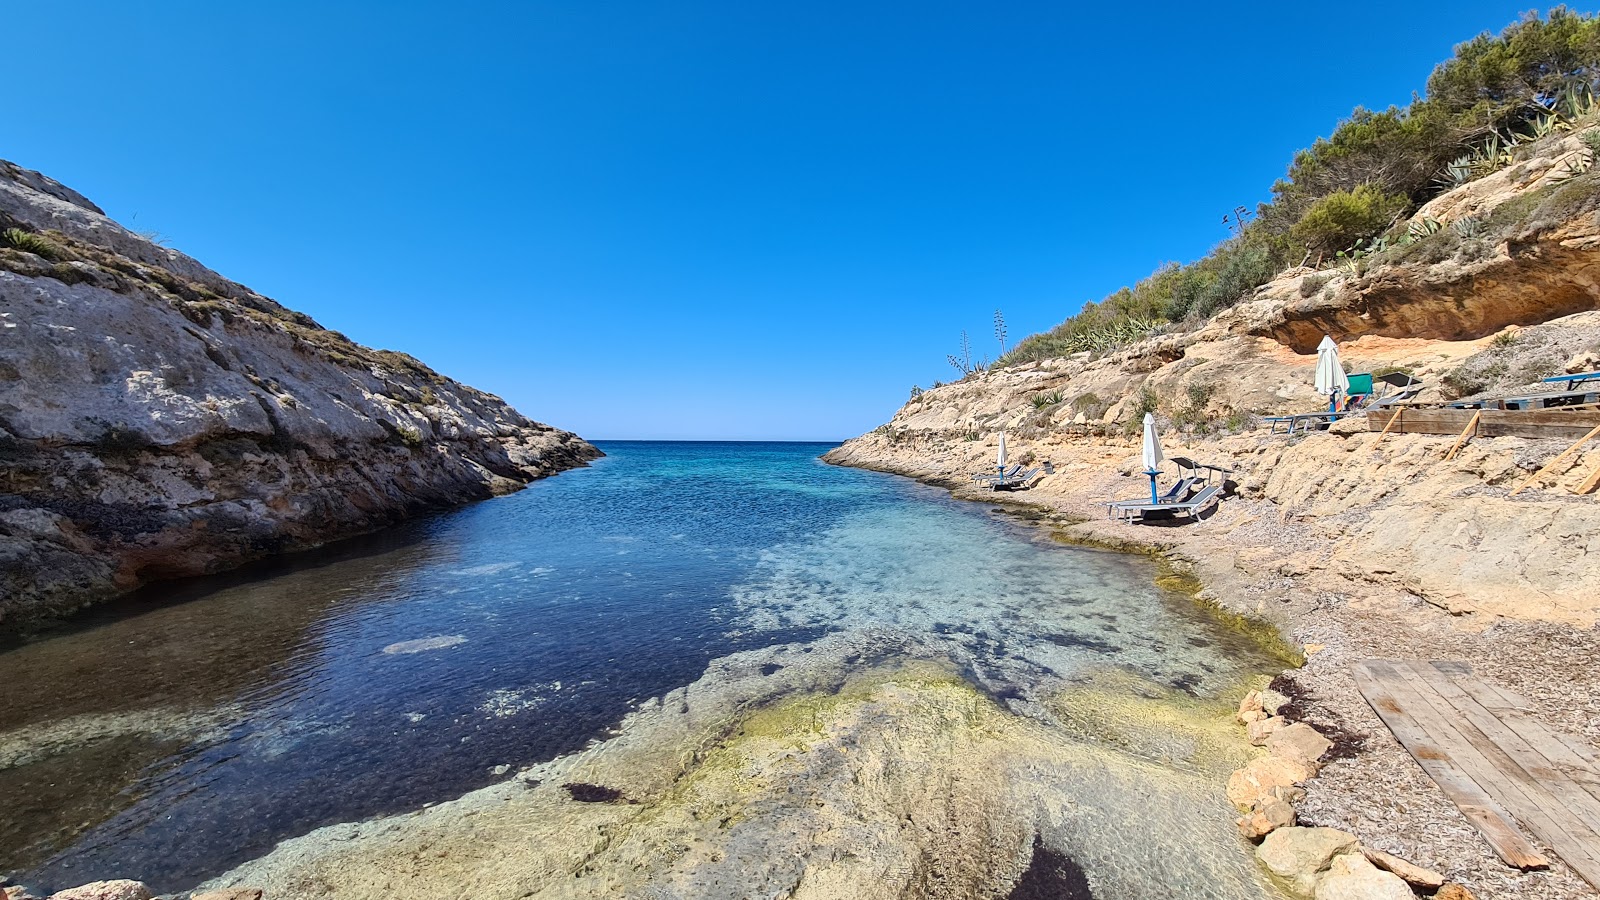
[0,442,1286,894]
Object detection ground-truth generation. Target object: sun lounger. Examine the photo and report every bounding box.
[991,467,1040,491]
[1115,484,1222,523]
[1369,373,1425,408]
[1542,370,1600,392]
[972,463,1023,483]
[1105,477,1198,515]
[1266,373,1429,434]
[1267,411,1358,434]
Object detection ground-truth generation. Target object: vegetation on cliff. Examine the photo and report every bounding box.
[1003,7,1600,365]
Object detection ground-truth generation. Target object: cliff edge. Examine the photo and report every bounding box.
[0,160,600,630]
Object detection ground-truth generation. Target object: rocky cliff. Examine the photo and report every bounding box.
[0,160,600,630]
[827,129,1600,627]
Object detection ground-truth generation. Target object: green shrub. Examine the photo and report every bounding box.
[996,9,1600,369]
[1123,387,1160,436]
[2,227,63,260]
[1290,186,1410,257]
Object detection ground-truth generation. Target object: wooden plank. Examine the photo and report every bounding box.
[1444,410,1482,461]
[1509,422,1600,496]
[1362,661,1588,875]
[1438,666,1600,804]
[1403,663,1600,853]
[1480,409,1600,440]
[1352,661,1550,869]
[1577,461,1600,495]
[1373,407,1405,443]
[1364,659,1600,888]
[1366,408,1478,436]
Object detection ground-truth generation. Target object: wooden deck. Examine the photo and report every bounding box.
[1366,407,1600,439]
[1354,660,1600,890]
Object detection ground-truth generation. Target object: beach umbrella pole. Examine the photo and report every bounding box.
[1147,468,1160,504]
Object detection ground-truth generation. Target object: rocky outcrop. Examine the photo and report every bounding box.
[0,161,600,630]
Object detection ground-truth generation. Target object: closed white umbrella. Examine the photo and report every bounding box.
[996,432,1008,479]
[1314,335,1349,413]
[1141,412,1164,504]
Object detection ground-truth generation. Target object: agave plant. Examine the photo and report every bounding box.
[1,227,62,260]
[1407,217,1444,240]
[1551,153,1594,183]
[1452,216,1484,238]
[1525,111,1571,140]
[1555,79,1598,122]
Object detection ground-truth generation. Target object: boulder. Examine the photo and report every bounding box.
[1435,884,1479,900]
[1313,853,1412,900]
[1249,716,1289,746]
[1238,690,1264,722]
[1256,827,1359,895]
[1239,708,1269,725]
[192,890,265,900]
[1238,798,1297,840]
[46,882,153,900]
[1259,688,1291,716]
[1566,350,1600,374]
[1361,848,1444,889]
[1265,784,1308,804]
[1227,756,1316,810]
[4,887,42,900]
[1267,722,1334,769]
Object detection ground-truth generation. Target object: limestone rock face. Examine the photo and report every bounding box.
[44,882,153,900]
[1256,827,1359,895]
[0,160,600,629]
[1311,853,1412,900]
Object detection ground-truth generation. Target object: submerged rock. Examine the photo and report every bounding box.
[381,635,467,655]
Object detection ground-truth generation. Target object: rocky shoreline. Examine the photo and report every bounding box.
[820,426,1600,900]
[0,160,600,630]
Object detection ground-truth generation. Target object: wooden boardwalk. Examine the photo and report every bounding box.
[1354,659,1600,890]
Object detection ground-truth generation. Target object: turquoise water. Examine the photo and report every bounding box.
[0,442,1278,894]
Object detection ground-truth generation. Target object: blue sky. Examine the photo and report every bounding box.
[6,2,1567,440]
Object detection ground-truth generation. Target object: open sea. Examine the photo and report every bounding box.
[0,442,1287,895]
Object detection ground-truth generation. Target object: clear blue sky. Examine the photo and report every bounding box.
[6,2,1566,440]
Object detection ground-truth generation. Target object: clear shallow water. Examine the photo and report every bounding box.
[0,442,1281,893]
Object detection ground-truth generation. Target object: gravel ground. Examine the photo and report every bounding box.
[1286,604,1600,900]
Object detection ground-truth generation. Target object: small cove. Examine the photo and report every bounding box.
[1,442,1291,897]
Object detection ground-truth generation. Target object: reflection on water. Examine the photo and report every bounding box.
[0,442,1283,894]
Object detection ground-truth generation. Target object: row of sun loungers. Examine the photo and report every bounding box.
[971,464,1041,491]
[1265,372,1426,435]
